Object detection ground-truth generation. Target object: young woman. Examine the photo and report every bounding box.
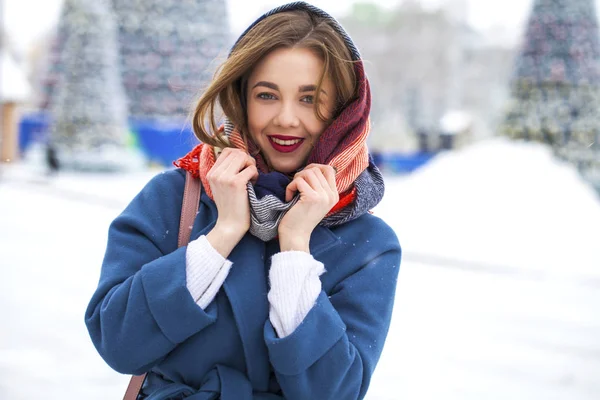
[85,2,401,399]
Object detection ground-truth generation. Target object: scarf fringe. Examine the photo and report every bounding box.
[173,144,203,179]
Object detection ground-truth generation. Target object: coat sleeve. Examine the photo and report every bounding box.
[84,170,218,375]
[263,220,401,400]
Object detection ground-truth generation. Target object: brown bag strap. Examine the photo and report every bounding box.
[123,375,145,400]
[178,171,202,248]
[122,171,202,400]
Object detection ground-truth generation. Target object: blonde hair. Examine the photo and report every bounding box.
[191,10,358,148]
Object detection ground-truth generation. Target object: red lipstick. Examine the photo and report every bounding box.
[268,135,305,153]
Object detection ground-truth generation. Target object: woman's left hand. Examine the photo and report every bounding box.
[278,164,339,252]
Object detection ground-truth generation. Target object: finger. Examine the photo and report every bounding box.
[213,147,247,170]
[300,164,334,182]
[294,177,314,198]
[320,166,338,204]
[305,164,337,194]
[321,165,337,192]
[222,150,252,177]
[285,179,299,202]
[238,165,258,184]
[215,146,235,163]
[315,167,333,191]
[289,174,319,199]
[242,154,257,169]
[293,165,320,181]
[209,150,251,184]
[208,149,234,179]
[302,168,327,193]
[212,146,233,168]
[285,177,314,202]
[314,169,338,204]
[244,160,259,184]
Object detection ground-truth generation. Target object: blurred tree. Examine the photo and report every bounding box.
[111,0,230,119]
[39,14,66,112]
[500,0,600,192]
[341,2,458,151]
[27,28,55,110]
[47,0,134,171]
[341,2,518,152]
[43,0,231,120]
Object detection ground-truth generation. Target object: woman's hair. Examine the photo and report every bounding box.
[191,10,358,148]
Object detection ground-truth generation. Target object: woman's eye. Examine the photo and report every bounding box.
[257,93,276,100]
[301,95,314,104]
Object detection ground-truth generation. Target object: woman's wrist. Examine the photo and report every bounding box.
[206,222,246,258]
[278,229,311,253]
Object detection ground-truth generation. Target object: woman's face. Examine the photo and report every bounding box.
[246,47,336,174]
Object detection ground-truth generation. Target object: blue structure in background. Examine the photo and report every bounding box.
[19,112,198,166]
[130,118,198,166]
[19,112,434,172]
[19,113,51,154]
[371,152,436,174]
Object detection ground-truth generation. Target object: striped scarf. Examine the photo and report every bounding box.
[174,1,385,241]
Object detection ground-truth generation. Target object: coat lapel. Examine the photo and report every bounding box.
[220,226,342,391]
[192,193,271,391]
[223,234,271,391]
[192,192,342,392]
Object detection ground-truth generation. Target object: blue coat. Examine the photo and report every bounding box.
[85,169,401,400]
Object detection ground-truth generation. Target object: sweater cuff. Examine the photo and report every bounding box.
[268,251,325,338]
[186,235,232,308]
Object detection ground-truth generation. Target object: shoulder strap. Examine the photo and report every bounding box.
[178,171,202,247]
[122,171,202,400]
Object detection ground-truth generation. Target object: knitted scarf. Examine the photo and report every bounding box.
[174,2,385,241]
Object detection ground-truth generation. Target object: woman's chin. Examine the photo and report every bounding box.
[270,161,302,175]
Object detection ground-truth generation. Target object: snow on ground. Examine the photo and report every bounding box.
[376,138,600,282]
[0,184,130,399]
[368,259,600,400]
[1,138,599,399]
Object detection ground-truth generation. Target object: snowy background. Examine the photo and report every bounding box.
[1,138,599,399]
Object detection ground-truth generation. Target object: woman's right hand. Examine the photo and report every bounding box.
[205,148,258,257]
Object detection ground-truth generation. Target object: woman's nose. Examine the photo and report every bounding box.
[274,102,300,128]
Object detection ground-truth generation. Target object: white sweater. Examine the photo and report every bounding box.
[186,235,325,338]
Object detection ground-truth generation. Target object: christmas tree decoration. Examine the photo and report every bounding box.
[500,0,600,193]
[47,0,139,171]
[40,0,231,170]
[111,0,231,118]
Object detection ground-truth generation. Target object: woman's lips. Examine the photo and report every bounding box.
[268,135,305,153]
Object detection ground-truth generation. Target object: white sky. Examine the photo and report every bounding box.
[2,0,542,53]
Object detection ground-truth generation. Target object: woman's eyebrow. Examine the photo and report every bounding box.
[299,84,327,96]
[252,81,328,96]
[252,81,279,91]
